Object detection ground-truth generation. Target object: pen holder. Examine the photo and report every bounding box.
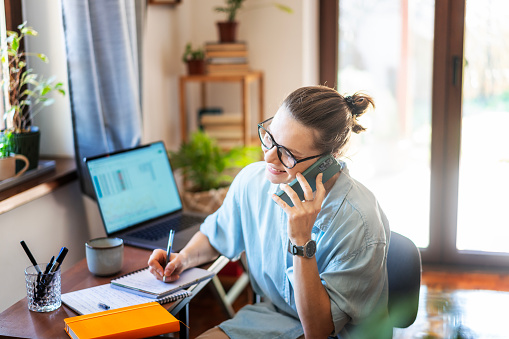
[25,264,61,312]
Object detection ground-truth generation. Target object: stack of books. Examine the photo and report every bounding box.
[200,113,244,149]
[205,42,250,75]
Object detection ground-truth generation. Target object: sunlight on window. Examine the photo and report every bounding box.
[456,0,509,253]
[338,0,435,248]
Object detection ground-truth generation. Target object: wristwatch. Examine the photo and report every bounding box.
[287,238,317,258]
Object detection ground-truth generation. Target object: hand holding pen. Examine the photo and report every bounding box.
[163,230,175,283]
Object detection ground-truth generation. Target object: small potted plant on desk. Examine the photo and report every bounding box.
[1,22,65,172]
[182,43,205,75]
[169,130,260,215]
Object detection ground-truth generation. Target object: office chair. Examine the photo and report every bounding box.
[386,231,422,329]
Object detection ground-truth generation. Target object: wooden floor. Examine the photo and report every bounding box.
[184,265,509,338]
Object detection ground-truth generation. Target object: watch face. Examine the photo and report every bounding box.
[305,240,317,258]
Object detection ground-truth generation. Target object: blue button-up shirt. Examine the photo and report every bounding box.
[201,161,390,338]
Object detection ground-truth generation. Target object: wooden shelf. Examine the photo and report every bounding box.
[0,158,78,214]
[179,71,264,145]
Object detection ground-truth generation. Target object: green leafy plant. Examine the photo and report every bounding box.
[169,130,261,192]
[1,22,65,133]
[0,130,12,158]
[214,0,293,22]
[181,43,205,63]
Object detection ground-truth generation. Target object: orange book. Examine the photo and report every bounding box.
[64,302,179,339]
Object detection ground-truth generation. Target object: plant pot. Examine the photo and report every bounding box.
[216,21,238,43]
[10,127,41,172]
[181,186,229,215]
[187,59,206,75]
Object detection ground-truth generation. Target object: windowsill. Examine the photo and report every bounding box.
[0,158,78,215]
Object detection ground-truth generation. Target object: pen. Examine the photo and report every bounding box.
[44,256,55,275]
[163,230,175,283]
[49,247,68,273]
[36,256,55,300]
[98,302,110,310]
[20,241,42,274]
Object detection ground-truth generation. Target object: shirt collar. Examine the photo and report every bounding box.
[313,161,352,232]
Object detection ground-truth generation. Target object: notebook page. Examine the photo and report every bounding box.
[111,267,214,297]
[62,284,191,315]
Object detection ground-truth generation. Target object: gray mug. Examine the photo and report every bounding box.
[85,237,124,276]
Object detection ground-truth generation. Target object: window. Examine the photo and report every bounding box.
[321,0,509,267]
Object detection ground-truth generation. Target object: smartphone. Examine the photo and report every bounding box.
[275,154,342,207]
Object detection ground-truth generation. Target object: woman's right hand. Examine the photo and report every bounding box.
[147,249,187,282]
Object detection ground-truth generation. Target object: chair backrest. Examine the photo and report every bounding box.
[387,231,422,328]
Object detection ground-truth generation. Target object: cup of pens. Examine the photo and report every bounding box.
[25,263,62,312]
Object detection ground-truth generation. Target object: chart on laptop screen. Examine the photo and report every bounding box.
[88,143,182,233]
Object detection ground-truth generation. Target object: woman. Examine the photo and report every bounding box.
[148,86,390,338]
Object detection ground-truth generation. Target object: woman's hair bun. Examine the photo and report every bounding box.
[344,92,375,134]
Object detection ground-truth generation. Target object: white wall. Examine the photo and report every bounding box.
[0,0,318,312]
[142,0,318,150]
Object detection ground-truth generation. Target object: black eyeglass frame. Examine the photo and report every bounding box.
[257,117,327,169]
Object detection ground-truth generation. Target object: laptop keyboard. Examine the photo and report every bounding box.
[128,215,204,241]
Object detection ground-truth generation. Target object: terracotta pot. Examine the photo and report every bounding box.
[187,59,206,75]
[216,21,238,43]
[181,186,229,215]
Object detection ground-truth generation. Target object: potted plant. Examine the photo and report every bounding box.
[169,130,260,214]
[1,22,65,171]
[214,0,293,43]
[182,43,205,75]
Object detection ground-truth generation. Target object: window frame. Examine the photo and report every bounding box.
[320,0,509,268]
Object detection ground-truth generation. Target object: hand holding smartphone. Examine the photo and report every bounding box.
[275,154,342,207]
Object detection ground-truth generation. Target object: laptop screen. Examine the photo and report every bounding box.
[86,142,182,234]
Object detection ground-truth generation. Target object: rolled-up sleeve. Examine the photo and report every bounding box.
[322,241,387,335]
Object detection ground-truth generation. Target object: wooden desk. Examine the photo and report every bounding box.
[0,245,227,339]
[179,71,264,145]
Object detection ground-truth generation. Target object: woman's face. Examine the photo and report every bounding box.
[263,107,322,185]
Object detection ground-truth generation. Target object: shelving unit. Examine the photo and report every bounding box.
[179,71,264,146]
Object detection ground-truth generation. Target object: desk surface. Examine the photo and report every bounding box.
[0,245,223,339]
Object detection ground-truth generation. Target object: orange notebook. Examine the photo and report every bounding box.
[64,302,179,339]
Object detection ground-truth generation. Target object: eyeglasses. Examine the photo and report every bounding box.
[257,117,327,169]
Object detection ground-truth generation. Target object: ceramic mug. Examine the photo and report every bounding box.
[0,154,29,181]
[85,237,124,276]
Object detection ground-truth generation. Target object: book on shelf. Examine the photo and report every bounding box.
[202,124,242,133]
[61,283,191,315]
[200,113,242,125]
[111,266,214,299]
[64,302,179,339]
[205,42,247,51]
[204,127,243,140]
[207,57,248,65]
[205,49,248,58]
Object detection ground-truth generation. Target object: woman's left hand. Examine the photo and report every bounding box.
[272,172,326,244]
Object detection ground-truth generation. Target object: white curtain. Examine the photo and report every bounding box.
[61,0,145,198]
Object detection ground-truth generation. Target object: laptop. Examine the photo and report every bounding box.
[84,141,205,251]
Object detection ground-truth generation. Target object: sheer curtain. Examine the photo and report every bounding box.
[61,0,145,198]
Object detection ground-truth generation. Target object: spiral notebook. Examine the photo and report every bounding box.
[111,266,215,299]
[61,283,191,315]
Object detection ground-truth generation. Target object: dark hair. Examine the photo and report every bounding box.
[281,86,375,157]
